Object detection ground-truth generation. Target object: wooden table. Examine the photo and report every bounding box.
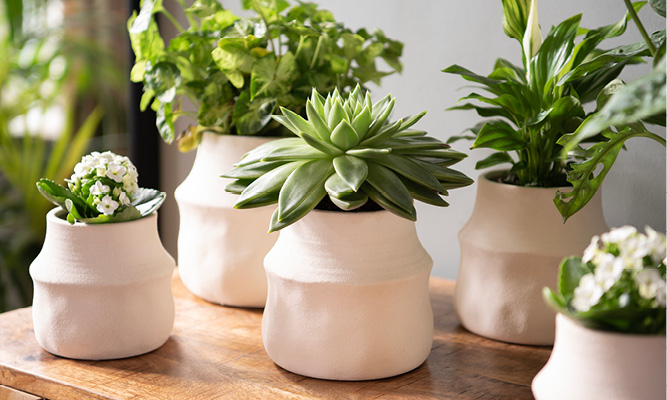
[0,272,551,399]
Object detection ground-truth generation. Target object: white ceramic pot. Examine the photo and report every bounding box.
[455,171,608,345]
[532,313,666,399]
[262,210,434,381]
[30,208,175,360]
[175,133,277,308]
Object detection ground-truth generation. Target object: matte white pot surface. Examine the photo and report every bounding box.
[30,209,175,360]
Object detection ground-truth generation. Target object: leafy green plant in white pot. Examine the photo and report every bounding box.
[443,0,665,345]
[128,0,403,307]
[31,151,173,360]
[533,226,666,399]
[223,86,472,380]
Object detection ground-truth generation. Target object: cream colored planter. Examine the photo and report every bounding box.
[30,209,175,360]
[532,313,666,399]
[263,210,434,381]
[175,133,277,308]
[455,171,608,345]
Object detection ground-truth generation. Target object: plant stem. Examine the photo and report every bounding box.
[161,9,185,34]
[623,0,656,57]
[638,131,667,146]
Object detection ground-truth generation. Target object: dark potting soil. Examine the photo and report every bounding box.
[314,196,384,213]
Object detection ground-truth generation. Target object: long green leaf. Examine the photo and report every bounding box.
[277,159,333,217]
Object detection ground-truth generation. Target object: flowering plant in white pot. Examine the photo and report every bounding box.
[30,151,174,360]
[224,86,472,380]
[533,226,666,400]
[36,151,165,224]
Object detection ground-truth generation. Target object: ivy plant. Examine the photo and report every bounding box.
[128,0,403,151]
[443,0,665,220]
[223,86,473,232]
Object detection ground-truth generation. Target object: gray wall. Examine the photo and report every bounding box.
[159,1,666,279]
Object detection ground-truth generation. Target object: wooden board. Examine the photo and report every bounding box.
[0,271,551,399]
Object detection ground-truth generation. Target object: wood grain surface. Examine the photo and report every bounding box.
[0,271,551,399]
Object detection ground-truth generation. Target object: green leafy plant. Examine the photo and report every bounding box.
[36,151,165,224]
[223,86,473,232]
[554,0,666,219]
[544,226,666,334]
[128,0,403,151]
[443,0,665,218]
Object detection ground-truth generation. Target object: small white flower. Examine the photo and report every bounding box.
[73,162,93,177]
[106,162,127,183]
[96,195,119,215]
[635,269,666,301]
[89,180,110,195]
[95,164,107,177]
[644,226,666,265]
[118,191,131,206]
[99,151,115,162]
[582,235,600,263]
[594,254,624,290]
[572,273,604,312]
[601,226,637,245]
[618,293,630,308]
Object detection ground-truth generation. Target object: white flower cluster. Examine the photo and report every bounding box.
[67,151,139,216]
[572,226,666,312]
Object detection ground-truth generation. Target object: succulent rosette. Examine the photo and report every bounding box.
[545,226,667,334]
[37,151,165,224]
[223,86,473,232]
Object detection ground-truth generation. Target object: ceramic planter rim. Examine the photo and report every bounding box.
[46,207,158,228]
[480,169,573,191]
[557,312,667,339]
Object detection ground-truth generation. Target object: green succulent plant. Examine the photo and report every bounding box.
[223,86,473,232]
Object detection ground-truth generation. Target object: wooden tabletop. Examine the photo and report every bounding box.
[0,271,551,399]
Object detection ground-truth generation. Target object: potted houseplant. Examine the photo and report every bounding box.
[223,86,473,380]
[30,151,174,360]
[533,226,666,399]
[128,0,403,307]
[442,0,665,344]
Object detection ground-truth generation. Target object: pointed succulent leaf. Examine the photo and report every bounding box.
[374,154,444,192]
[280,107,319,138]
[271,115,299,136]
[301,132,343,156]
[324,173,355,197]
[330,119,360,149]
[400,177,450,206]
[310,88,326,114]
[346,147,392,158]
[365,98,395,139]
[269,178,327,232]
[261,144,328,161]
[225,179,253,194]
[398,111,427,131]
[365,163,415,216]
[351,106,372,140]
[361,182,416,221]
[329,191,369,211]
[235,138,304,166]
[327,99,349,130]
[306,100,331,141]
[222,161,287,179]
[278,159,334,217]
[236,161,305,207]
[332,155,368,192]
[360,118,402,147]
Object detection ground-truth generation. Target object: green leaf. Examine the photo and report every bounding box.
[442,64,502,88]
[306,100,331,142]
[223,161,286,179]
[261,144,328,161]
[346,147,392,158]
[332,155,368,192]
[212,45,256,72]
[472,121,526,151]
[327,100,349,130]
[650,0,666,17]
[351,106,372,140]
[329,191,369,210]
[361,182,416,221]
[156,102,176,143]
[330,120,360,149]
[233,92,276,135]
[131,188,166,217]
[501,0,531,42]
[374,154,444,192]
[365,163,415,217]
[557,257,591,297]
[279,107,319,139]
[234,138,304,166]
[36,179,87,212]
[144,61,181,103]
[475,152,515,169]
[278,159,333,217]
[324,173,355,197]
[235,161,305,207]
[300,133,342,156]
[400,178,449,207]
[250,52,297,99]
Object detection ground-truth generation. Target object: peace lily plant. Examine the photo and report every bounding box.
[223,86,473,231]
[128,0,403,151]
[36,151,165,224]
[544,226,666,334]
[443,0,666,220]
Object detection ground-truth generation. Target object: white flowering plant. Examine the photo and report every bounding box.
[36,151,165,224]
[544,226,666,334]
